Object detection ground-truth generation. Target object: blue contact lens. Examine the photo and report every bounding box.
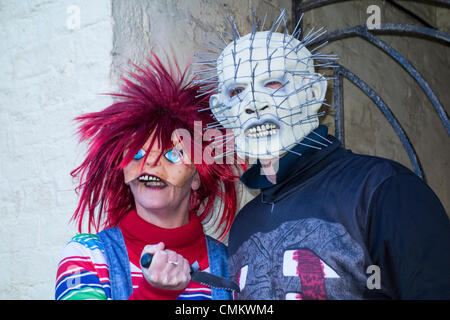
[164,149,182,164]
[134,148,146,160]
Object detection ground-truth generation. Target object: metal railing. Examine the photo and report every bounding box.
[293,0,450,181]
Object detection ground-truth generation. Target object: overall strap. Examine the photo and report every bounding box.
[205,235,233,300]
[98,227,133,300]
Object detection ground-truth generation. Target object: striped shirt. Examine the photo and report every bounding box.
[55,233,212,300]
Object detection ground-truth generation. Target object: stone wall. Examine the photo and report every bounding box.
[111,0,292,83]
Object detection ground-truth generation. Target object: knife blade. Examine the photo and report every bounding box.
[140,253,240,292]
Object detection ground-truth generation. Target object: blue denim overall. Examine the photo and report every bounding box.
[98,227,232,300]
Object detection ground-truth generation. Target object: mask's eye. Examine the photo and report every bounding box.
[264,81,283,89]
[164,149,183,164]
[133,148,146,160]
[229,87,245,98]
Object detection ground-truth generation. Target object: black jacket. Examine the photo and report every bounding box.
[228,126,450,299]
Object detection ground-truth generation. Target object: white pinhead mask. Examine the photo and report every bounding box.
[209,31,328,160]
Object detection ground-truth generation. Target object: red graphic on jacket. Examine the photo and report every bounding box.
[293,250,327,300]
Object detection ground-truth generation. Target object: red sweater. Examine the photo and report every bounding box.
[120,209,211,300]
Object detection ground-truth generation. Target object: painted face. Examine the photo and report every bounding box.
[209,31,327,160]
[123,133,196,188]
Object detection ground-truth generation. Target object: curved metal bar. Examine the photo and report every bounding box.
[333,71,344,144]
[332,63,425,179]
[308,24,450,136]
[377,24,450,44]
[296,0,450,12]
[312,24,450,45]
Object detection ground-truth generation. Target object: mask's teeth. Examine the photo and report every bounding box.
[144,181,166,187]
[245,123,279,138]
[138,175,162,182]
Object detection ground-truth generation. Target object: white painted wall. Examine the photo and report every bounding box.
[0,0,113,299]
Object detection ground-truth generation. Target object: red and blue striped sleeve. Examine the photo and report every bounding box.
[55,234,112,300]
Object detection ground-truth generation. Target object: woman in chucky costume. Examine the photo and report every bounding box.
[55,54,239,300]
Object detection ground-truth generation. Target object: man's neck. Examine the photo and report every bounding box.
[259,158,280,185]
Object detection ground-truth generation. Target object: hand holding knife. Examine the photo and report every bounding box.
[140,252,240,292]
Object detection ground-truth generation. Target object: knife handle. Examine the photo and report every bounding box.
[140,253,194,273]
[140,253,153,268]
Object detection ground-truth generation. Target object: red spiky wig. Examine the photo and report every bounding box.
[71,53,240,240]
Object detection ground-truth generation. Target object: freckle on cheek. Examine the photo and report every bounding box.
[159,173,168,180]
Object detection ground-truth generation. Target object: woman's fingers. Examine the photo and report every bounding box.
[165,250,179,267]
